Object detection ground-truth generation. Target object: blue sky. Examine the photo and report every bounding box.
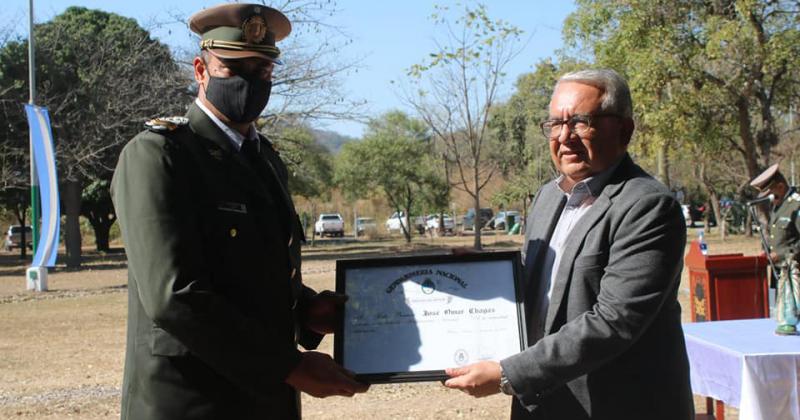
[3,1,575,137]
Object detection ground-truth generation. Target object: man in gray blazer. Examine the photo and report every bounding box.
[444,69,693,419]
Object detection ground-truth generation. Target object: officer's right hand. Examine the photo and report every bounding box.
[286,351,369,398]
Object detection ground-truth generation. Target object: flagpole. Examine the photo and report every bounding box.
[29,0,40,255]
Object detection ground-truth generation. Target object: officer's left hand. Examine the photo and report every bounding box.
[306,290,347,335]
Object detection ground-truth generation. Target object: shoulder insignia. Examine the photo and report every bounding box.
[789,192,800,202]
[145,116,189,132]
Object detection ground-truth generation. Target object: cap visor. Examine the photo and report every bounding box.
[207,48,283,64]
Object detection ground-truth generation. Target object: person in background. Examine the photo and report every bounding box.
[750,164,800,335]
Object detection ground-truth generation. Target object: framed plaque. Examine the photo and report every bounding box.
[334,251,527,384]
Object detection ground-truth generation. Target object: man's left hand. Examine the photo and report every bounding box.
[444,361,502,397]
[306,290,347,335]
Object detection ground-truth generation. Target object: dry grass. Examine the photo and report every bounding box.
[0,230,761,419]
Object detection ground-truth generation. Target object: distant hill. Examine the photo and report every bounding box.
[309,128,357,154]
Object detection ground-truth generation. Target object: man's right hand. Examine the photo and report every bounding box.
[285,351,369,398]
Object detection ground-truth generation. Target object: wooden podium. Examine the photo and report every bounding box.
[684,239,769,420]
[685,240,769,322]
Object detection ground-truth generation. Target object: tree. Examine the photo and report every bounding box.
[80,178,116,252]
[403,3,523,249]
[489,59,586,223]
[0,7,191,266]
[564,0,800,233]
[255,0,366,127]
[266,124,334,243]
[334,111,448,243]
[0,187,29,259]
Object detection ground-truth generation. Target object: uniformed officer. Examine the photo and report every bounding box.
[111,4,368,419]
[750,163,800,335]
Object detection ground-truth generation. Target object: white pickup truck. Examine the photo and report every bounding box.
[314,213,345,237]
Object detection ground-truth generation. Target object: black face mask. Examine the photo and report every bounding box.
[204,74,272,123]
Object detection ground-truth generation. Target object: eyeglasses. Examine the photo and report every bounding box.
[539,113,621,140]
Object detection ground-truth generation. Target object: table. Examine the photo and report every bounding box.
[684,318,800,420]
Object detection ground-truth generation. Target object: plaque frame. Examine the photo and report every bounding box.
[333,251,527,384]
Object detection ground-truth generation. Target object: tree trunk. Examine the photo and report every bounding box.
[15,207,27,260]
[310,203,317,247]
[90,216,113,252]
[473,169,482,250]
[63,180,82,268]
[736,97,760,180]
[657,142,670,188]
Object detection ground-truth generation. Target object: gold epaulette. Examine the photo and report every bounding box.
[145,116,189,132]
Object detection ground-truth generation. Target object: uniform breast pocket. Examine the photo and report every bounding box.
[776,217,792,229]
[216,203,252,243]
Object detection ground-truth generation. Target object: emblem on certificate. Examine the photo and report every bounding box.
[334,251,527,383]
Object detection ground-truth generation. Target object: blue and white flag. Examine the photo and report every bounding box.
[25,104,60,267]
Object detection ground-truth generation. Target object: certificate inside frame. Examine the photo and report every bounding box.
[334,251,527,384]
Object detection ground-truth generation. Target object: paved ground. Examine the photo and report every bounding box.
[0,232,758,419]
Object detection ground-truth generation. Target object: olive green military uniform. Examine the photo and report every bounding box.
[111,103,322,419]
[768,187,800,333]
[768,187,800,264]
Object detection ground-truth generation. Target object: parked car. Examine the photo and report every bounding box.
[385,211,425,235]
[425,213,455,235]
[461,208,494,231]
[492,210,521,231]
[355,217,377,235]
[314,213,344,237]
[4,225,32,251]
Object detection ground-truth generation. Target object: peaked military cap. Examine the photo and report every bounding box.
[189,3,291,63]
[750,163,783,191]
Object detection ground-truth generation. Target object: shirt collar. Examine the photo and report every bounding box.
[555,156,624,207]
[195,98,258,151]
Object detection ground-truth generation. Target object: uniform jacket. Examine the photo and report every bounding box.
[769,187,800,263]
[111,103,321,420]
[500,154,694,420]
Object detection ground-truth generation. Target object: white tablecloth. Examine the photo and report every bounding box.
[684,319,800,420]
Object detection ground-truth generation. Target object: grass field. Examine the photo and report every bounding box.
[0,230,761,419]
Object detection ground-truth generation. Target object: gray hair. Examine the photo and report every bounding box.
[555,69,633,118]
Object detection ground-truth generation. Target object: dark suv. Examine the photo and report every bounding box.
[461,208,494,231]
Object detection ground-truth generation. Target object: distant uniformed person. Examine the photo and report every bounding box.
[750,163,800,335]
[111,4,368,419]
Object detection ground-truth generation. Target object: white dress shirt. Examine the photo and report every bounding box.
[531,160,621,342]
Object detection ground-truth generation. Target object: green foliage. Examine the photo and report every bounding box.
[0,6,190,184]
[269,125,334,201]
[408,3,523,78]
[563,0,800,191]
[488,58,589,208]
[334,111,448,242]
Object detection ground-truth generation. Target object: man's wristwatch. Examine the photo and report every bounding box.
[499,366,515,395]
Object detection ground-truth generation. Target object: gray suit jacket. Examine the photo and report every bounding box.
[500,155,693,420]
